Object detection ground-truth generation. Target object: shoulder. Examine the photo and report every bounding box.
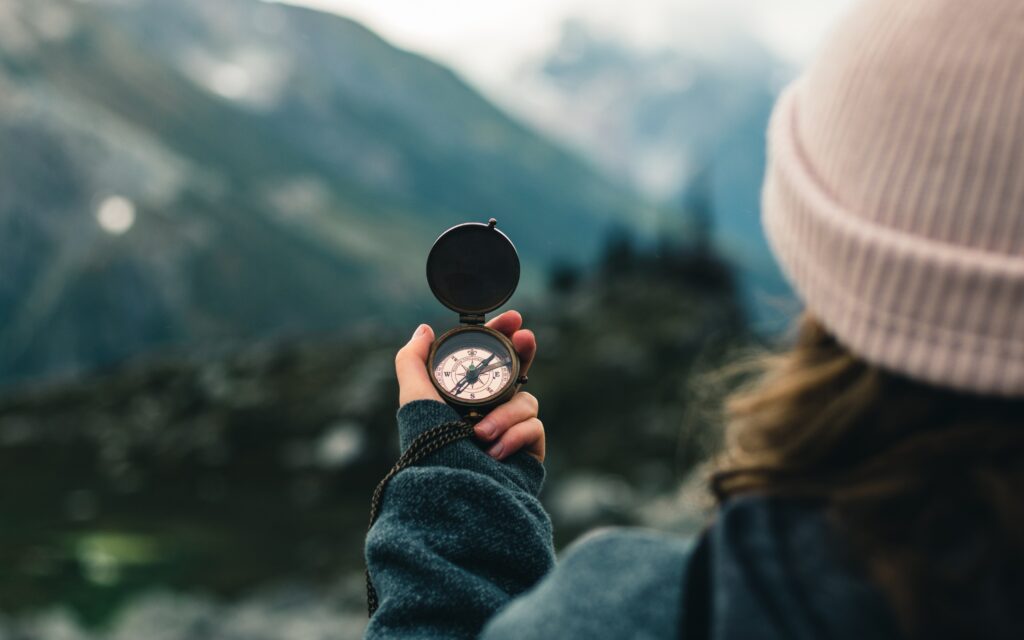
[710,496,840,574]
[482,528,694,640]
[702,497,902,640]
[561,527,692,579]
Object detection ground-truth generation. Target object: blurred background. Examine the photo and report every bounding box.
[0,0,851,637]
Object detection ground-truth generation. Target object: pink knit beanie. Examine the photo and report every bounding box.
[762,0,1024,396]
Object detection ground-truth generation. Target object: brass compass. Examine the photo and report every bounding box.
[426,218,524,420]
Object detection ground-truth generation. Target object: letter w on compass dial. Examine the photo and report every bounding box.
[432,332,514,402]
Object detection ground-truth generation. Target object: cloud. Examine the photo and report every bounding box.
[266,0,853,112]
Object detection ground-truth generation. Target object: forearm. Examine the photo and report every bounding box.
[364,400,556,639]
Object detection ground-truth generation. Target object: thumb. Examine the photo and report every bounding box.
[395,324,443,406]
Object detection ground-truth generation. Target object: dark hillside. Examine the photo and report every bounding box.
[0,238,747,630]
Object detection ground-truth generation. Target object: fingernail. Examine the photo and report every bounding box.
[488,442,504,459]
[475,421,495,439]
[412,324,427,338]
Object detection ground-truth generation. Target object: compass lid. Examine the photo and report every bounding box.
[426,218,520,320]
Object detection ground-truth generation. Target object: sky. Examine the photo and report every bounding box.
[268,0,855,94]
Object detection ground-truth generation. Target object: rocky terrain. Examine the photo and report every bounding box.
[0,238,748,637]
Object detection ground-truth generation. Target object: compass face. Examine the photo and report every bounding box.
[431,329,516,403]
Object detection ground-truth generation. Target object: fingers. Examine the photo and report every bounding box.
[485,310,522,338]
[474,391,538,439]
[486,418,545,462]
[487,311,536,376]
[471,387,536,446]
[395,324,442,406]
[396,312,540,460]
[512,329,536,376]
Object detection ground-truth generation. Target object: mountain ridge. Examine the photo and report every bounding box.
[0,0,655,384]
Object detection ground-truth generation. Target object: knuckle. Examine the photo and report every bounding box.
[519,391,539,411]
[509,425,530,446]
[488,411,509,431]
[499,428,518,446]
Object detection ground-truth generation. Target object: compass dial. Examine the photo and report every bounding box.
[430,329,516,403]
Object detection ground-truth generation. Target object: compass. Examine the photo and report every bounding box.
[426,218,524,420]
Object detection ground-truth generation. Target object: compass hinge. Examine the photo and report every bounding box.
[459,312,485,325]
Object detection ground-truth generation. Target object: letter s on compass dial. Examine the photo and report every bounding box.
[429,328,518,405]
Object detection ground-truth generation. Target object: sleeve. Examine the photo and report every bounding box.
[364,400,556,639]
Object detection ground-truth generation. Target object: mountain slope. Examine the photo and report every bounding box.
[0,0,653,384]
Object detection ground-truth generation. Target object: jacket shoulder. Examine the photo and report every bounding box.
[482,528,693,640]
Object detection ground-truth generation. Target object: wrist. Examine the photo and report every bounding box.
[396,400,463,452]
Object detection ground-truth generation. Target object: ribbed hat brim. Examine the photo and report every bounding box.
[763,84,1024,397]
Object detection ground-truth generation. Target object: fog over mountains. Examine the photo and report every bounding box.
[499,20,793,324]
[0,0,652,384]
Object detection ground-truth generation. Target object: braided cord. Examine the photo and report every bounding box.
[365,420,475,616]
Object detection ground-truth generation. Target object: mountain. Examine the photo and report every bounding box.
[497,20,796,326]
[0,0,654,384]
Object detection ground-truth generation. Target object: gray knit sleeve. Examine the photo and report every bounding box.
[364,400,555,639]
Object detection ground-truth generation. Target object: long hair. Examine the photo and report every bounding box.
[712,315,1024,640]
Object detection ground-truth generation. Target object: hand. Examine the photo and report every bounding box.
[394,310,544,462]
[473,390,544,462]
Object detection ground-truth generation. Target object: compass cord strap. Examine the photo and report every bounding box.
[365,419,475,616]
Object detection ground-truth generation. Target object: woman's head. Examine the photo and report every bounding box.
[761,0,1024,396]
[718,0,1024,636]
